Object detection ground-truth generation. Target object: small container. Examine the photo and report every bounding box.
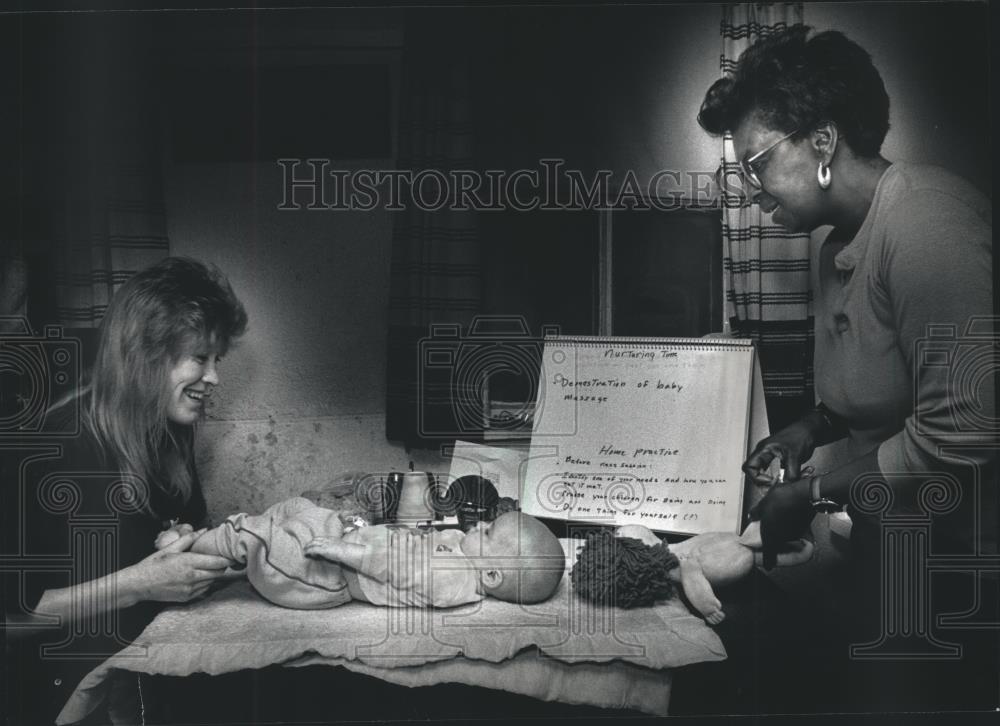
[382,472,405,522]
[395,471,434,523]
[457,501,495,532]
[447,475,500,532]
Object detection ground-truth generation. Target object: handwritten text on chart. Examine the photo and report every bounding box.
[525,341,754,533]
[547,476,730,520]
[602,349,679,360]
[554,375,683,393]
[557,468,728,487]
[549,431,732,518]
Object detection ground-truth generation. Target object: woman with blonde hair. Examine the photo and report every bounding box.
[3,257,247,724]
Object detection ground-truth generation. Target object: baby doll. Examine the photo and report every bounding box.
[163,497,566,609]
[571,522,813,625]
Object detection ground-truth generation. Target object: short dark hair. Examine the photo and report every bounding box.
[570,532,679,608]
[698,25,890,157]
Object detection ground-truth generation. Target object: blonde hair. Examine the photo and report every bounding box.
[77,257,246,510]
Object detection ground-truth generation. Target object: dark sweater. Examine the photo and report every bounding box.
[2,403,207,724]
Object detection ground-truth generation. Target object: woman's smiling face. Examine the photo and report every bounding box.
[732,115,827,233]
[166,335,223,425]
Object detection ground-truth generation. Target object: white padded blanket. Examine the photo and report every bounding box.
[58,539,725,722]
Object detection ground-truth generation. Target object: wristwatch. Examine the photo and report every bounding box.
[810,475,841,513]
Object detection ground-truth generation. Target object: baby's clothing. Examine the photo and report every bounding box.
[339,520,482,607]
[203,497,483,609]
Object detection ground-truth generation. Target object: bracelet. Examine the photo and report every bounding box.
[810,475,841,514]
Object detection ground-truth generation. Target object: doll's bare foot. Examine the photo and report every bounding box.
[705,609,726,625]
[155,523,195,550]
[679,559,724,624]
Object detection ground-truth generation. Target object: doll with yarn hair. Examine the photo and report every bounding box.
[570,521,813,624]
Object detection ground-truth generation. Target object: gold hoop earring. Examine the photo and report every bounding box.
[817,162,832,190]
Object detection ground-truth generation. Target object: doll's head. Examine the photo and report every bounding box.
[570,530,680,608]
[460,512,566,604]
[571,523,813,614]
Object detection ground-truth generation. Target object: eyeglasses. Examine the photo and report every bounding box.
[739,129,799,188]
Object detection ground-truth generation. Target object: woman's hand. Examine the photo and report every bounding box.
[154,522,195,550]
[743,414,824,484]
[749,479,814,570]
[123,530,234,605]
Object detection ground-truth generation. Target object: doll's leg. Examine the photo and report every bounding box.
[679,560,725,625]
[238,501,351,608]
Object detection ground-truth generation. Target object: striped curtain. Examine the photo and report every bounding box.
[385,15,481,447]
[52,16,168,327]
[719,3,813,428]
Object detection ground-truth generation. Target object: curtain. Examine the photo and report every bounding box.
[51,15,169,327]
[385,14,482,448]
[719,3,813,428]
[0,255,28,330]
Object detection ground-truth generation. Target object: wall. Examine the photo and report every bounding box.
[160,9,448,519]
[606,4,725,184]
[167,161,450,518]
[807,2,991,286]
[164,4,989,524]
[163,6,724,519]
[807,2,990,194]
[473,6,724,340]
[473,4,722,189]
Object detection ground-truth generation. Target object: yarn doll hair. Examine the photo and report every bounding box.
[570,531,680,608]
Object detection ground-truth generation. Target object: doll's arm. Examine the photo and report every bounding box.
[740,520,815,566]
[304,533,402,584]
[754,538,815,568]
[304,538,367,569]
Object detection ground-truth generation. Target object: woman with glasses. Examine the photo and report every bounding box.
[694,25,993,711]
